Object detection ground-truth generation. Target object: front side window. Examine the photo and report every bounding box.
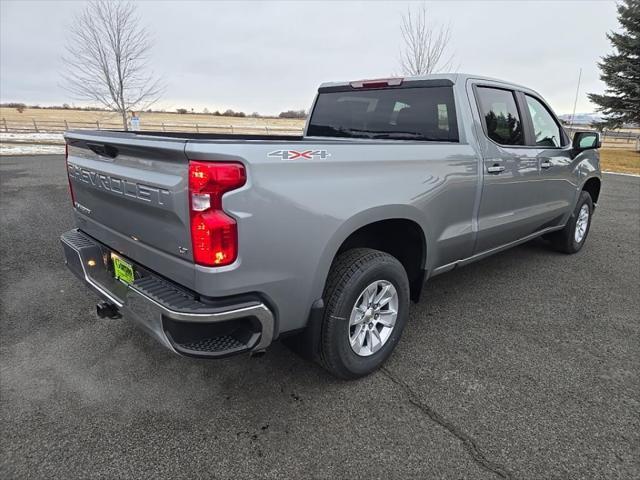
[476,87,523,146]
[525,95,562,147]
[307,86,458,142]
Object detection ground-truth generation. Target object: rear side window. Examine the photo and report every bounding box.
[307,86,458,142]
[476,87,524,146]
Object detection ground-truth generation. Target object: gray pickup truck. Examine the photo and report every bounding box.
[61,74,601,378]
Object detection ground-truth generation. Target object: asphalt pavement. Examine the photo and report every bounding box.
[1,155,638,479]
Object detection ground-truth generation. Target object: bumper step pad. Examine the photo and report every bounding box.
[181,335,246,353]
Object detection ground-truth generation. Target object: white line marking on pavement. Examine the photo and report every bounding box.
[603,171,640,178]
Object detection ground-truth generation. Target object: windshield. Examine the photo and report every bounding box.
[307,86,458,142]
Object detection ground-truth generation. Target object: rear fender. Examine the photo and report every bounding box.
[308,204,429,306]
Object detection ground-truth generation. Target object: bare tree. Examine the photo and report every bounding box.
[399,3,456,76]
[62,1,163,130]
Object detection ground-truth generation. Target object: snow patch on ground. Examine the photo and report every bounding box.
[0,144,65,155]
[1,132,65,144]
[0,132,66,155]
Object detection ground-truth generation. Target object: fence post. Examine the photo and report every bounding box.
[196,123,199,133]
[96,121,100,130]
[230,125,234,134]
[64,119,69,130]
[32,119,39,133]
[265,125,270,135]
[2,118,7,132]
[162,122,166,132]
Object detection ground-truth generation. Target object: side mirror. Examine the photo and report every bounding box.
[572,131,601,152]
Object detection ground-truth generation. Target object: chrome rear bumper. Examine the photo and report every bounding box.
[61,229,275,358]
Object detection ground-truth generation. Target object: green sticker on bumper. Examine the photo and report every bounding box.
[112,255,134,285]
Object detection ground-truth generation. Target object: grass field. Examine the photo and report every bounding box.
[0,107,305,133]
[600,148,640,175]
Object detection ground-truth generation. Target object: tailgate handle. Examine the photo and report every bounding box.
[87,142,118,159]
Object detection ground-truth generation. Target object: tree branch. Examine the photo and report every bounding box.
[398,3,457,76]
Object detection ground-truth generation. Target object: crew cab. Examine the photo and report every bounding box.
[61,74,602,378]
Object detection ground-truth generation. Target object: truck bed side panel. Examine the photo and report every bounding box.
[185,140,479,333]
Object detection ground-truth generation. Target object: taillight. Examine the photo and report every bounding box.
[65,143,76,206]
[188,161,246,267]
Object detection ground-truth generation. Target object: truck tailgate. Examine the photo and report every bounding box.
[65,131,194,284]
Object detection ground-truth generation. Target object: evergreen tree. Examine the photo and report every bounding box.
[588,0,640,128]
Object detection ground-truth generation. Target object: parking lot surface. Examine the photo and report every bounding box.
[1,155,638,479]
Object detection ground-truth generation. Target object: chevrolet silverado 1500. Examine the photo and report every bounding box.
[61,74,602,378]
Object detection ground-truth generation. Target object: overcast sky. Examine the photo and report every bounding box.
[0,0,620,115]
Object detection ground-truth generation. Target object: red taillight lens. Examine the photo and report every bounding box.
[188,161,246,267]
[191,210,238,266]
[65,144,76,206]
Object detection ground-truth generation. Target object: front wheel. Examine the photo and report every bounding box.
[318,248,410,379]
[546,190,594,254]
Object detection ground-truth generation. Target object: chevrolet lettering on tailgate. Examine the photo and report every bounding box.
[67,164,171,208]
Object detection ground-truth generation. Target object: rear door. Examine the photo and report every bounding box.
[65,132,194,285]
[471,84,542,253]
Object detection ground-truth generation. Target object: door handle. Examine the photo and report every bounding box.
[540,161,552,169]
[487,164,505,174]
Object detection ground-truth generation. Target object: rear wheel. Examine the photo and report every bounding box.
[546,190,593,254]
[317,248,410,379]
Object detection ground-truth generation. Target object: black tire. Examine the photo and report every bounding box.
[317,248,410,379]
[546,190,594,254]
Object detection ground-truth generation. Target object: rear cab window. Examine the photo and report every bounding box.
[307,86,459,142]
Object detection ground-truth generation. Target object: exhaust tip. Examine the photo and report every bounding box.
[96,301,122,319]
[250,349,266,358]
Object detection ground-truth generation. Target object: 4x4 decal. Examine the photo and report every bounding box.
[268,149,331,160]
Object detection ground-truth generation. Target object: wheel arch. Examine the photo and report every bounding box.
[288,207,428,362]
[582,176,601,206]
[311,205,429,306]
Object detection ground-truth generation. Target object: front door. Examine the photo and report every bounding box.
[521,93,577,228]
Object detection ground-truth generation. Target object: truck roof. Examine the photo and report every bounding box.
[318,73,531,93]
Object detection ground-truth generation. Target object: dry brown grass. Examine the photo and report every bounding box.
[600,148,640,175]
[0,107,305,133]
[600,138,639,150]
